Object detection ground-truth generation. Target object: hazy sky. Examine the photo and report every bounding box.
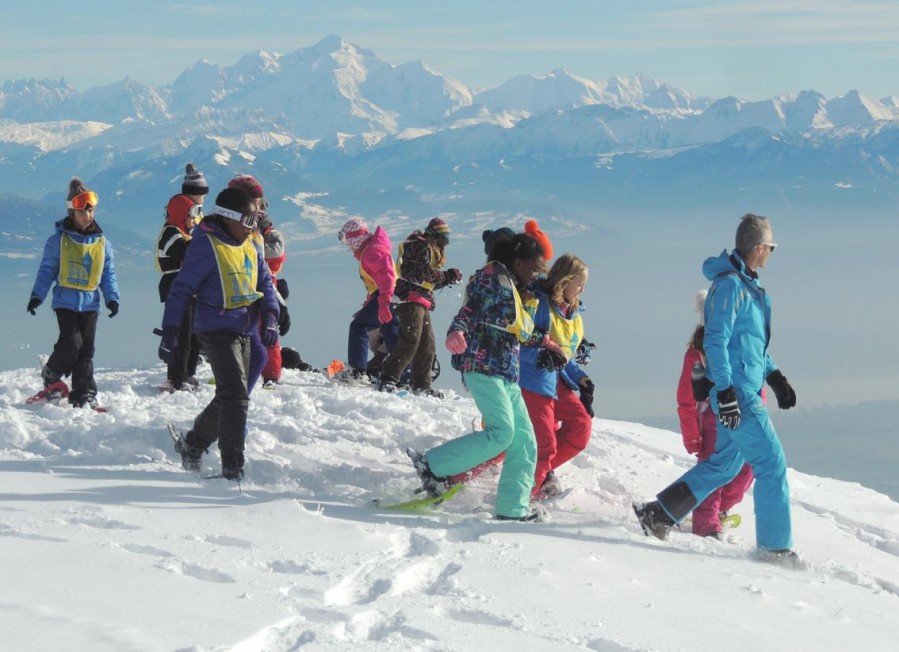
[2,1,897,100]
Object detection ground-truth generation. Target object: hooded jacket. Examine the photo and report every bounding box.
[702,249,777,402]
[394,231,453,310]
[162,217,279,336]
[448,261,535,384]
[30,218,119,313]
[354,226,396,309]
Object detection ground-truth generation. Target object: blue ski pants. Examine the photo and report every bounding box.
[661,390,792,550]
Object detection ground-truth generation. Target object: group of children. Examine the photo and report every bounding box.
[26,170,768,539]
[333,214,597,520]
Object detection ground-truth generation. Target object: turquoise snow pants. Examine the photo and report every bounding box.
[661,390,792,551]
[425,372,537,518]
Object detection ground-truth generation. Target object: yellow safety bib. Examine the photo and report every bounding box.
[359,263,378,295]
[58,234,104,291]
[209,236,263,309]
[548,307,584,359]
[505,284,536,343]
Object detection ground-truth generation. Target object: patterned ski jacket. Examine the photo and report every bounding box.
[519,289,588,398]
[30,217,120,313]
[394,231,453,310]
[702,249,777,404]
[162,217,279,336]
[448,261,536,384]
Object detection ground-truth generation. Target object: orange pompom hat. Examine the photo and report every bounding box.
[524,219,553,261]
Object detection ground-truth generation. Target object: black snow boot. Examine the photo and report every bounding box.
[633,501,676,541]
[174,433,205,472]
[406,447,447,498]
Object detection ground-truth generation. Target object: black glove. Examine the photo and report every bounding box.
[276,278,289,300]
[717,387,741,430]
[575,338,596,365]
[579,379,595,418]
[157,326,179,365]
[107,301,119,318]
[261,311,279,347]
[26,297,41,315]
[278,303,291,336]
[537,348,567,371]
[691,361,713,402]
[446,268,463,284]
[766,369,797,409]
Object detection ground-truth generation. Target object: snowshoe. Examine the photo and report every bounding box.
[26,381,70,405]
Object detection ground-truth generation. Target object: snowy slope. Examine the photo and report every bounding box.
[1,365,897,651]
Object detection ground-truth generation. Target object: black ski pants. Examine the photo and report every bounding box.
[186,331,251,471]
[47,308,98,403]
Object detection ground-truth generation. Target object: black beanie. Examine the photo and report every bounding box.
[182,163,209,196]
[213,187,253,218]
[482,227,515,255]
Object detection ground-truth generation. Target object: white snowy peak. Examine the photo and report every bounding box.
[474,69,708,117]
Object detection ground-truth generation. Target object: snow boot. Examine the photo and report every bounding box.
[173,433,205,472]
[221,466,245,481]
[633,501,676,541]
[414,387,445,399]
[406,447,447,498]
[536,471,563,499]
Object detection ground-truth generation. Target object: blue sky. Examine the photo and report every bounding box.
[2,1,898,99]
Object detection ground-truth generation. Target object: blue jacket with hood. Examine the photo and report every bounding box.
[162,217,279,336]
[30,218,120,313]
[702,249,777,403]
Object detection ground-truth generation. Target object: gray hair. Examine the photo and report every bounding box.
[735,213,770,258]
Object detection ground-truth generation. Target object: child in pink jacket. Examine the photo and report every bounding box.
[677,290,754,539]
[339,218,400,379]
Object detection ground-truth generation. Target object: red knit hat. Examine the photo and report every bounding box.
[524,219,553,261]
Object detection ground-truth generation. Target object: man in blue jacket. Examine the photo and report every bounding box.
[635,214,799,563]
[159,187,280,480]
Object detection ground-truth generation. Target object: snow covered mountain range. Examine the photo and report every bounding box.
[1,34,898,236]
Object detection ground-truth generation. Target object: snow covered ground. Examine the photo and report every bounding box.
[1,364,897,651]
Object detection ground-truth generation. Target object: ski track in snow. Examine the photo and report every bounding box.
[2,365,899,651]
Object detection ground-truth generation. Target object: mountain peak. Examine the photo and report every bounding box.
[311,33,348,54]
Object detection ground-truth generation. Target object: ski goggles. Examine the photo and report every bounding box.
[214,205,263,229]
[338,228,368,243]
[67,191,99,210]
[188,203,204,222]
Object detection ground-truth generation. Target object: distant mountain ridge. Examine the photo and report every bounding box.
[1,34,898,236]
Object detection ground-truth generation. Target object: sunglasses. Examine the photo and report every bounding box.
[762,242,777,252]
[214,205,263,229]
[68,191,99,211]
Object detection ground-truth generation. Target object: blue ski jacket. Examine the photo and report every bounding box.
[30,218,120,313]
[702,249,777,402]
